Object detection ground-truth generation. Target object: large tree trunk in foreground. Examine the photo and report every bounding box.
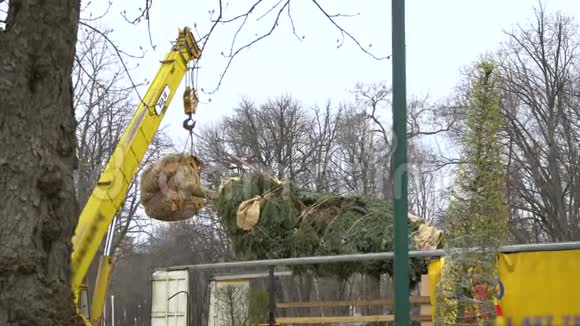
[0,1,82,325]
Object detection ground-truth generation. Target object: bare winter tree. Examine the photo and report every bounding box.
[498,5,580,242]
[408,147,447,222]
[351,82,457,218]
[333,105,384,196]
[195,95,315,183]
[0,0,83,324]
[300,102,342,192]
[214,284,250,326]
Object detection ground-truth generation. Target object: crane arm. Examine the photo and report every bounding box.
[70,27,201,323]
[89,254,113,323]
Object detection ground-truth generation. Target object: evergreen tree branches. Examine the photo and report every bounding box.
[434,60,509,325]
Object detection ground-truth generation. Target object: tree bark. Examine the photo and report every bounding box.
[0,0,82,325]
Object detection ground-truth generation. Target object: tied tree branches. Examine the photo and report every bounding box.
[193,90,450,279]
[444,62,509,243]
[186,91,448,311]
[214,173,430,286]
[434,61,509,325]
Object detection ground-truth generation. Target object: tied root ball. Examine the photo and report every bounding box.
[140,153,205,221]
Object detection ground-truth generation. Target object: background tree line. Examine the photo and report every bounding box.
[61,3,580,326]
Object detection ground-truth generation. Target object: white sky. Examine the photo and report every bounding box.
[76,0,580,244]
[89,0,580,148]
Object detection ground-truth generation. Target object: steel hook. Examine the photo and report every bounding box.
[183,117,196,131]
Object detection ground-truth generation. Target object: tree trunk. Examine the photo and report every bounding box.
[0,0,82,325]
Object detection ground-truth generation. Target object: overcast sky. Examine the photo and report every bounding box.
[90,0,580,147]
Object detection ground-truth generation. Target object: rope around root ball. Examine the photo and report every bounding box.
[140,153,207,222]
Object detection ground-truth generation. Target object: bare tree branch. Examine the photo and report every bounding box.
[80,0,112,22]
[114,1,389,95]
[199,0,389,94]
[216,0,264,24]
[79,22,147,106]
[311,0,388,60]
[120,0,156,49]
[286,1,304,41]
[198,0,223,49]
[207,1,289,94]
[257,0,285,21]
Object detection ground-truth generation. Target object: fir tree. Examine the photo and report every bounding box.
[435,60,509,325]
[446,60,509,243]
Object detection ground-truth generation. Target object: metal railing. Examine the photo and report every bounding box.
[159,241,580,272]
[174,241,580,326]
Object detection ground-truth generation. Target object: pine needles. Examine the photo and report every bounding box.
[214,172,430,286]
[434,60,509,325]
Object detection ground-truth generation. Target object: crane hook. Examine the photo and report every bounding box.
[183,86,198,132]
[183,114,196,131]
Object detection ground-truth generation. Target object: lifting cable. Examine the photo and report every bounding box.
[182,61,199,155]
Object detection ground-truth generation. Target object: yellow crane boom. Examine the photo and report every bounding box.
[70,27,201,325]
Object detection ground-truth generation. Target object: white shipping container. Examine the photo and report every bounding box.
[150,269,190,326]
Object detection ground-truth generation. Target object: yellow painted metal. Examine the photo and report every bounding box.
[70,27,201,324]
[90,255,112,324]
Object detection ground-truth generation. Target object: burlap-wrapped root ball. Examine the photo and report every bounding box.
[140,153,205,221]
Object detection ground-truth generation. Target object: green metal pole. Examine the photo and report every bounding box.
[391,0,410,324]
